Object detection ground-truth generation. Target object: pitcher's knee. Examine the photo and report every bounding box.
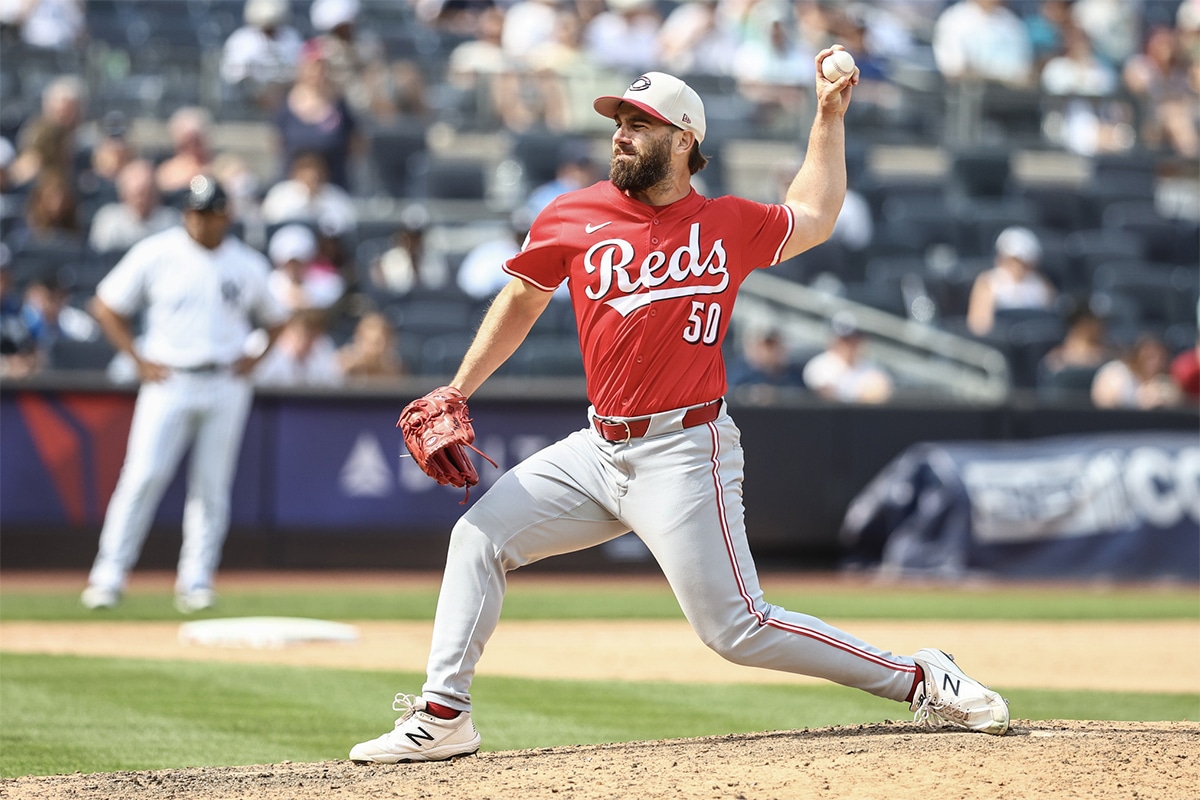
[447,517,544,573]
[446,519,530,573]
[704,630,763,667]
[446,520,498,562]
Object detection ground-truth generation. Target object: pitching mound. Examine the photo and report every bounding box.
[4,720,1197,800]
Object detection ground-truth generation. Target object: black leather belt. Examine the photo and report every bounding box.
[174,363,228,374]
[592,400,722,443]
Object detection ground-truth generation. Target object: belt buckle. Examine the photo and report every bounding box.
[598,417,632,443]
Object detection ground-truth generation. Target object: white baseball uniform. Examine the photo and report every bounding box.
[85,226,288,597]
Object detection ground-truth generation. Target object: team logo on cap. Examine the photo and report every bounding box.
[629,75,651,91]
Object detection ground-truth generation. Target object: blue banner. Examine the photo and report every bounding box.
[270,400,581,528]
[0,390,583,534]
[840,432,1200,580]
[5,387,1196,566]
[0,390,268,528]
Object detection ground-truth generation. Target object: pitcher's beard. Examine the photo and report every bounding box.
[609,135,673,193]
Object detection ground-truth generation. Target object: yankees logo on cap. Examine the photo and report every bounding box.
[593,72,706,143]
[185,174,229,213]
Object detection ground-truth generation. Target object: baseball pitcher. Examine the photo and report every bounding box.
[351,47,1009,764]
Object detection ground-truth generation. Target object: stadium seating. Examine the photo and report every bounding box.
[1062,228,1147,293]
[1016,184,1091,231]
[1092,261,1197,331]
[1102,201,1196,264]
[47,336,117,372]
[1037,364,1100,403]
[1,0,1193,402]
[385,289,479,337]
[418,331,475,377]
[948,147,1013,201]
[1000,313,1069,389]
[406,153,489,204]
[365,124,431,199]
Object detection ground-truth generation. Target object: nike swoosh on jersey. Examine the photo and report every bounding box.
[585,222,613,234]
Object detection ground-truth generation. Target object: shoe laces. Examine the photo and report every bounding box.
[912,652,956,729]
[391,693,421,722]
[911,690,943,729]
[375,693,424,745]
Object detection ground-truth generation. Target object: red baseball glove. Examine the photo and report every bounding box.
[397,386,496,503]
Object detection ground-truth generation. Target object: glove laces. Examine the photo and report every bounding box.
[458,441,498,505]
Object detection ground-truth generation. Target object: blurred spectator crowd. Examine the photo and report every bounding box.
[0,0,1197,409]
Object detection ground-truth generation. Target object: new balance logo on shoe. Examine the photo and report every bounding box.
[350,694,482,763]
[910,648,1009,736]
[405,726,435,747]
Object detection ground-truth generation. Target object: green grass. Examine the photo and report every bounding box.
[2,582,1197,622]
[2,652,1196,779]
[1,581,1196,778]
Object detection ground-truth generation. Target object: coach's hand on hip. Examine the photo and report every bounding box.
[137,358,171,383]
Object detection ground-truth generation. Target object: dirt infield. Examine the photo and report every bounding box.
[2,572,1198,798]
[3,721,1198,800]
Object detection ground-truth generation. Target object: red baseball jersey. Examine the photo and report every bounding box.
[505,182,794,417]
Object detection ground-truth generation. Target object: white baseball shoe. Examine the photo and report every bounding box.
[910,648,1010,735]
[174,588,219,614]
[350,694,481,764]
[80,585,121,610]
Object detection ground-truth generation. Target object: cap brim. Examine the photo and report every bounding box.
[592,96,673,127]
[187,202,229,214]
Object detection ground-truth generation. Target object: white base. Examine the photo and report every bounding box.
[179,616,360,649]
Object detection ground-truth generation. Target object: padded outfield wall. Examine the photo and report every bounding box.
[1,379,1195,575]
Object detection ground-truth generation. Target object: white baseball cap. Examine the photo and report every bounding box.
[244,0,289,28]
[310,0,359,31]
[593,72,706,143]
[995,226,1042,264]
[269,224,317,266]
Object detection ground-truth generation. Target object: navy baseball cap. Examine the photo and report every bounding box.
[184,174,229,213]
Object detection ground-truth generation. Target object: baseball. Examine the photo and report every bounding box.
[822,50,856,82]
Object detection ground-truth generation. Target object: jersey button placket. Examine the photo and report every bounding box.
[625,214,656,402]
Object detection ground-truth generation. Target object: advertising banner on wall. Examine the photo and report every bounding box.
[0,391,584,534]
[840,431,1200,580]
[269,400,582,528]
[0,390,267,528]
[5,387,1196,570]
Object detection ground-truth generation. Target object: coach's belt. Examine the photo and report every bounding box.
[174,362,229,374]
[592,399,723,443]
